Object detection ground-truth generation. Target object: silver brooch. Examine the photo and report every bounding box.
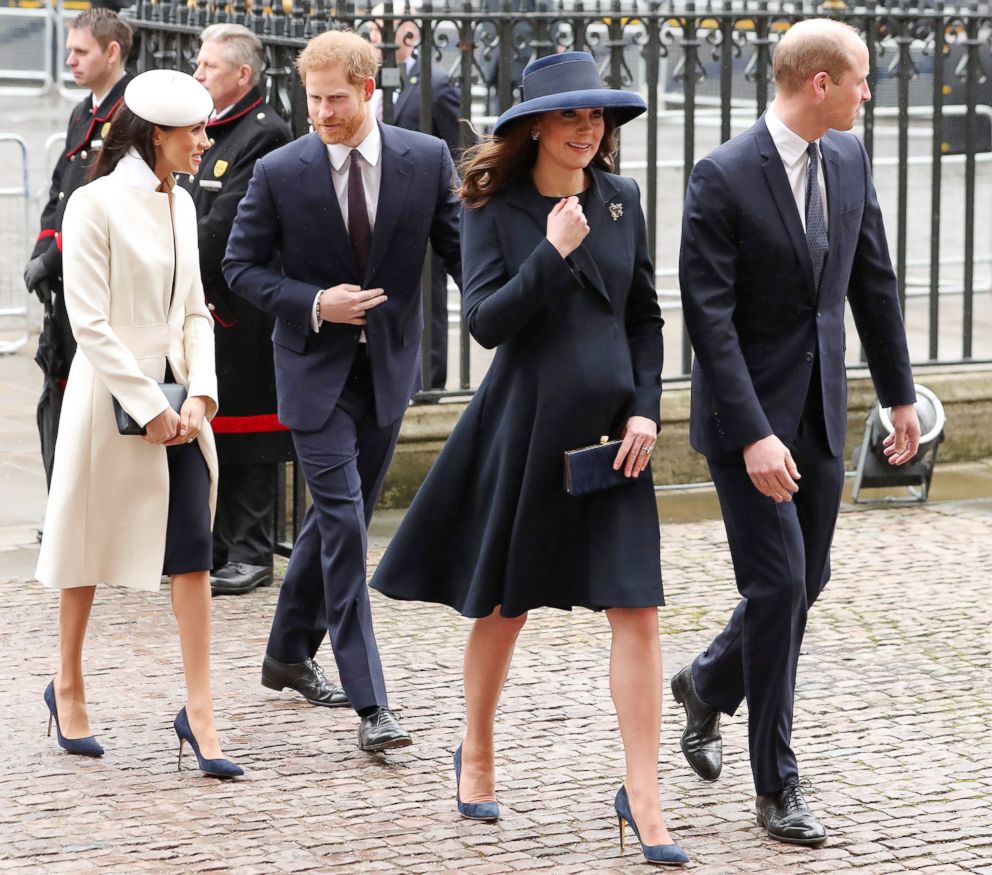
[609,202,623,221]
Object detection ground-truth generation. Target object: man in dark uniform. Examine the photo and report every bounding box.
[182,24,294,596]
[24,9,132,487]
[370,14,474,390]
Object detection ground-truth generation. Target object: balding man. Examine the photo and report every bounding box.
[182,24,293,597]
[676,20,920,844]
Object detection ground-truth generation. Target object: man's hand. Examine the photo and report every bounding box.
[318,284,387,326]
[743,434,801,503]
[24,256,51,304]
[882,403,921,466]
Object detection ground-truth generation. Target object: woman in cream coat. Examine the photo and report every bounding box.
[36,70,242,777]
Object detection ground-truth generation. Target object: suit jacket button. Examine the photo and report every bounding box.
[58,191,65,199]
[804,351,814,363]
[207,303,216,311]
[257,112,266,120]
[81,150,88,159]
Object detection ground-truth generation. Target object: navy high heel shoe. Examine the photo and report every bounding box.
[44,681,104,757]
[453,744,499,821]
[174,707,243,778]
[614,785,689,866]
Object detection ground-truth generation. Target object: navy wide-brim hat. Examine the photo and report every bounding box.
[492,51,646,136]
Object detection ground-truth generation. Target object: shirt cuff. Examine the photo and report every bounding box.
[311,289,322,333]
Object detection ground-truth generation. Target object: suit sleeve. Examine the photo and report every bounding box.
[846,140,916,408]
[30,147,69,274]
[197,125,290,300]
[678,156,773,447]
[62,191,169,428]
[625,186,664,425]
[432,75,466,160]
[461,201,574,350]
[222,159,321,329]
[429,143,464,290]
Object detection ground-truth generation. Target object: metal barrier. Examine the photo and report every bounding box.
[0,134,31,354]
[0,6,54,95]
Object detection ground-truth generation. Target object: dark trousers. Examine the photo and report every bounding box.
[266,348,401,713]
[692,378,844,796]
[427,250,449,390]
[212,463,276,569]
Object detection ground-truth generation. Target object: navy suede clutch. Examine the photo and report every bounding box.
[563,438,634,496]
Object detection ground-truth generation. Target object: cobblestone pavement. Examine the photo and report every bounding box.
[1,498,990,874]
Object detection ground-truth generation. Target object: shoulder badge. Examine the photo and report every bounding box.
[213,159,229,178]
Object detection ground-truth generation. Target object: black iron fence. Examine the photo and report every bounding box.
[126,1,992,542]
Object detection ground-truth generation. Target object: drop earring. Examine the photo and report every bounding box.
[530,129,540,141]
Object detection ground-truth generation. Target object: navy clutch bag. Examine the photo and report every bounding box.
[113,383,187,436]
[563,437,634,497]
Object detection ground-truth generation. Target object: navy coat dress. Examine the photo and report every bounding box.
[370,167,665,617]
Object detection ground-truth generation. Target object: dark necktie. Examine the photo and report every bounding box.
[348,149,372,275]
[805,142,828,288]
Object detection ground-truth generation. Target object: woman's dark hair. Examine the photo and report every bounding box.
[88,104,171,181]
[459,110,619,209]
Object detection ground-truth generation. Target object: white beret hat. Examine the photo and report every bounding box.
[124,69,213,126]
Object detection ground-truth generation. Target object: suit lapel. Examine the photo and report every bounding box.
[367,123,413,284]
[819,134,843,297]
[754,117,816,298]
[297,132,359,279]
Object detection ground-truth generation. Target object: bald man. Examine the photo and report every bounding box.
[676,20,920,845]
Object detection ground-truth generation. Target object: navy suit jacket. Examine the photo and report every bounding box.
[222,123,462,430]
[679,116,916,460]
[393,61,466,160]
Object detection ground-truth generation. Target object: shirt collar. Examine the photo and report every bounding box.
[327,119,381,173]
[112,148,170,191]
[766,103,818,166]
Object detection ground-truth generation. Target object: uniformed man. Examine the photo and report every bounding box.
[182,24,293,596]
[25,9,132,487]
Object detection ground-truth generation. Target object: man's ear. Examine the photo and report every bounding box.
[363,76,376,101]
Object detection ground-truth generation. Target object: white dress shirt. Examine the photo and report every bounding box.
[764,103,828,233]
[311,121,382,334]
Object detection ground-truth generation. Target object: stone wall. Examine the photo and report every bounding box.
[378,365,992,509]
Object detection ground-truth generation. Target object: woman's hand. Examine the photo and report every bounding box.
[613,416,658,478]
[143,406,181,445]
[164,396,208,447]
[546,196,589,259]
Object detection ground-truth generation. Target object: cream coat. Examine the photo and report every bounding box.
[36,152,219,592]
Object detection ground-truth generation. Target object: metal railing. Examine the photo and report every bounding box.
[0,134,31,354]
[123,1,992,544]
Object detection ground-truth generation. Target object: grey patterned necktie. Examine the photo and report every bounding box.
[805,142,828,288]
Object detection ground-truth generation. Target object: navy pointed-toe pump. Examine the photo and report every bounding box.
[454,744,500,821]
[174,707,243,778]
[614,784,689,866]
[44,681,104,757]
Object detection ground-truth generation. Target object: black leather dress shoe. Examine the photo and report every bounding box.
[358,707,412,752]
[670,665,723,781]
[211,562,273,596]
[756,781,827,846]
[261,655,350,707]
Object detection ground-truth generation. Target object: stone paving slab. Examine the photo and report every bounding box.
[1,501,990,873]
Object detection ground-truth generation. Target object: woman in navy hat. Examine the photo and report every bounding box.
[36,69,242,778]
[371,52,686,864]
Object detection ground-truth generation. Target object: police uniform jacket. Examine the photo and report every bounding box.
[178,88,292,464]
[36,152,219,593]
[32,74,132,286]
